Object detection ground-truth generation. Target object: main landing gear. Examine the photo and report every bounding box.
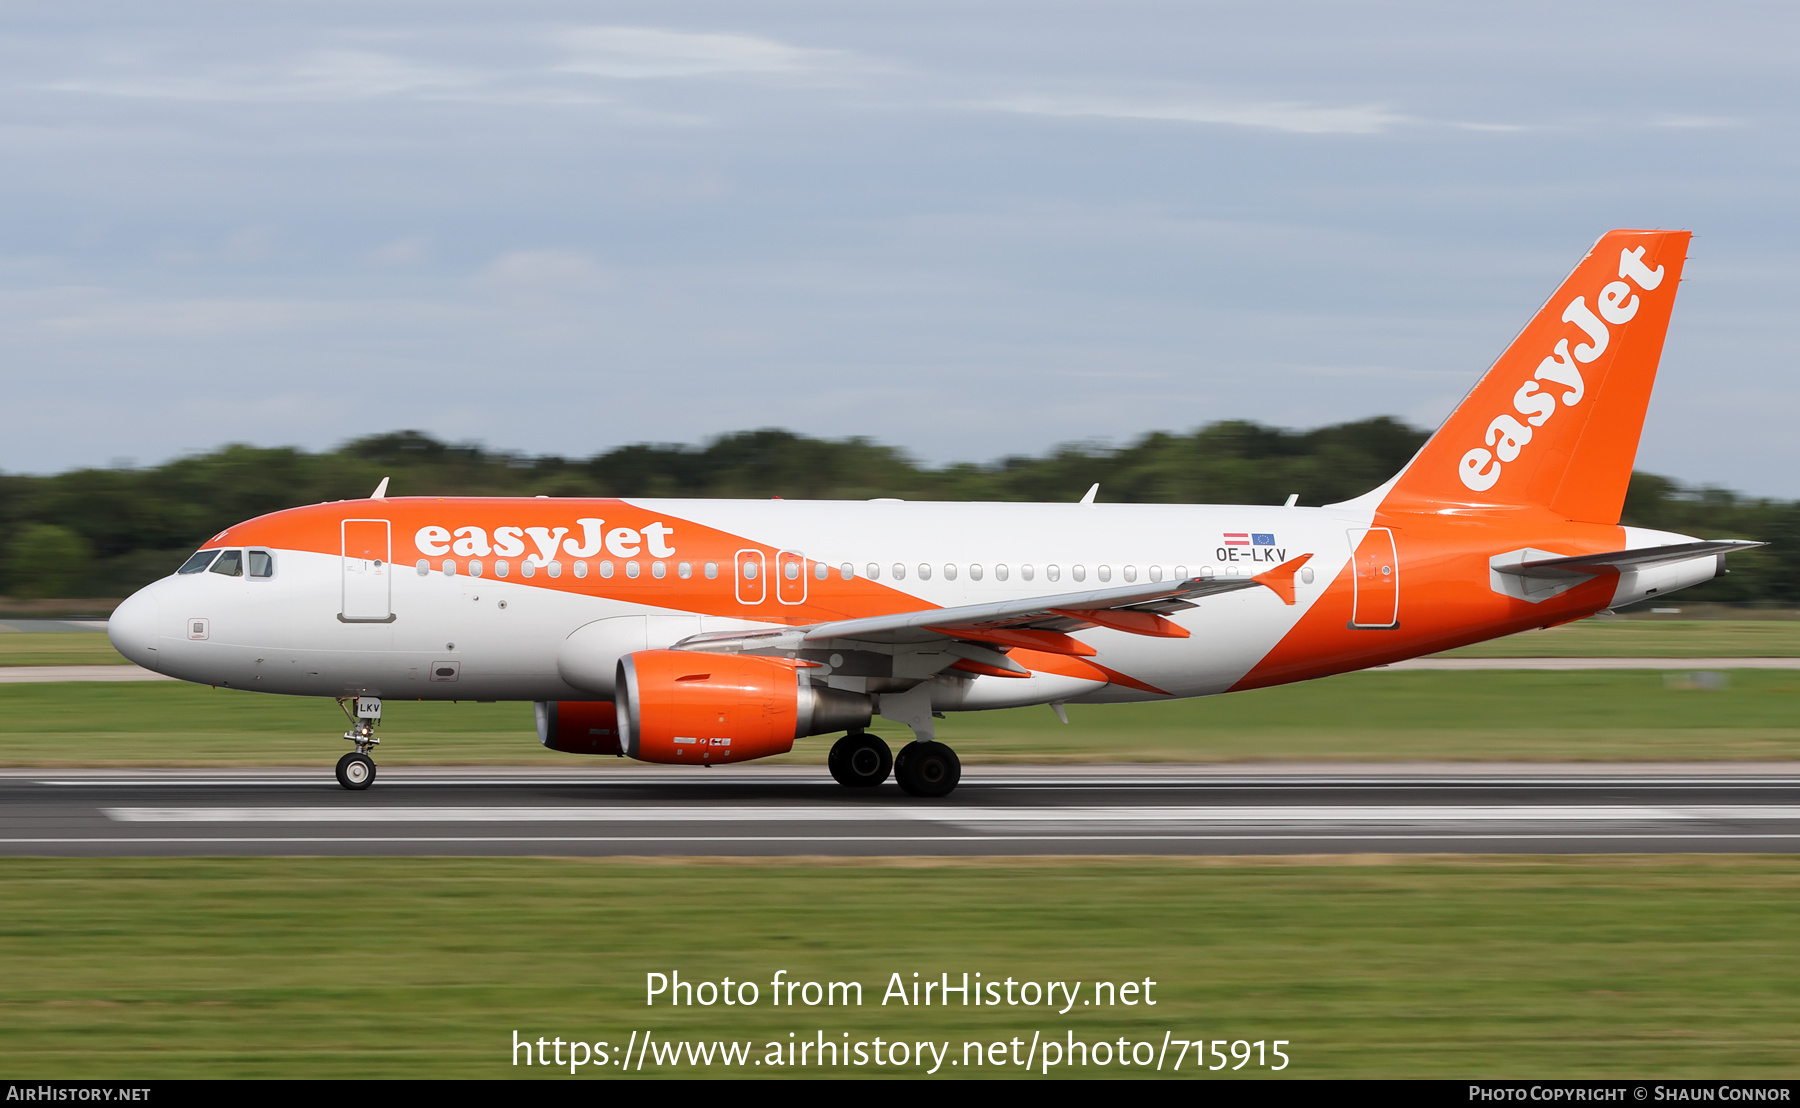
[828,731,892,787]
[828,730,961,797]
[335,696,382,791]
[894,740,961,798]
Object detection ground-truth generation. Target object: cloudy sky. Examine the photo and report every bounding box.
[4,1,1797,494]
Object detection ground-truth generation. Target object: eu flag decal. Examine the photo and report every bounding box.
[1252,533,1275,546]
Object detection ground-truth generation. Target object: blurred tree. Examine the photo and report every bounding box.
[4,523,93,598]
[0,422,1786,603]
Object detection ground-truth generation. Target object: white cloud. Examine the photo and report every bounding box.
[366,237,428,267]
[554,26,850,80]
[1653,114,1748,129]
[43,48,485,103]
[985,94,1411,135]
[472,249,618,297]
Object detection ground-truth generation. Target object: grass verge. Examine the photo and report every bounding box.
[0,632,129,666]
[9,620,1800,671]
[2,856,1797,1078]
[3,669,1799,766]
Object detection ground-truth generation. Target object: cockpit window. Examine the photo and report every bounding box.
[209,549,244,577]
[248,550,274,578]
[178,550,220,575]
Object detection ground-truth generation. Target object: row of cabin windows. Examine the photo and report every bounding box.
[417,558,711,580]
[414,558,1257,585]
[178,549,274,578]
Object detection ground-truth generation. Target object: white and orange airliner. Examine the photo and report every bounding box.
[107,229,1757,795]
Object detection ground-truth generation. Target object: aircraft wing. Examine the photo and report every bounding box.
[674,554,1314,660]
[1493,540,1763,580]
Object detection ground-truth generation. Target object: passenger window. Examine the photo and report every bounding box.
[841,563,854,580]
[416,559,429,576]
[867,563,880,580]
[495,560,509,578]
[814,562,828,581]
[600,561,615,579]
[248,550,274,578]
[943,564,957,581]
[209,550,244,577]
[892,564,905,581]
[443,559,457,577]
[1174,565,1187,580]
[627,561,641,579]
[1021,564,1034,581]
[573,560,587,579]
[918,563,931,581]
[704,562,718,580]
[1097,565,1111,583]
[179,550,220,575]
[1147,566,1160,582]
[679,561,693,579]
[652,561,667,579]
[1072,565,1086,582]
[969,564,983,581]
[1045,565,1059,582]
[471,559,485,578]
[996,564,1009,581]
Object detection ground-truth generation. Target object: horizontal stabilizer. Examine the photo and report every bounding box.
[1251,553,1314,606]
[1493,540,1763,580]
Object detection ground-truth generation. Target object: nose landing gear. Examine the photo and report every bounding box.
[336,751,376,790]
[336,696,382,791]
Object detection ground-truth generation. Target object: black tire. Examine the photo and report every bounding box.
[894,741,960,798]
[828,732,893,787]
[336,751,376,791]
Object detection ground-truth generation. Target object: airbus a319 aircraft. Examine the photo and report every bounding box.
[107,229,1757,795]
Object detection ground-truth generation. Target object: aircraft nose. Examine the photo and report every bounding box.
[108,586,163,670]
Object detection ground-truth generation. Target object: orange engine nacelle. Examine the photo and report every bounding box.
[616,650,874,765]
[535,699,623,756]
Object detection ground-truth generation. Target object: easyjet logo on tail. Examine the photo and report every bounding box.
[1457,247,1666,492]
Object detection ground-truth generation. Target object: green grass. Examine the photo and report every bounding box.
[0,631,127,666]
[4,669,1800,766]
[6,620,1800,672]
[2,857,1797,1078]
[1444,620,1800,657]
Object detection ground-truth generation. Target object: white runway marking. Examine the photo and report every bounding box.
[5,656,1800,686]
[0,665,175,683]
[1382,657,1800,670]
[14,834,1800,847]
[101,804,1800,825]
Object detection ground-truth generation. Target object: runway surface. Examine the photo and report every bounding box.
[7,657,1800,683]
[6,764,1800,857]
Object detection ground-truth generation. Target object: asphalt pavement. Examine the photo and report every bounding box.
[6,764,1800,857]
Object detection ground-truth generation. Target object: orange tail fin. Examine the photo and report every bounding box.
[1382,229,1690,524]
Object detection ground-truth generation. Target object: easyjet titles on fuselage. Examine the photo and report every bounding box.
[414,518,677,565]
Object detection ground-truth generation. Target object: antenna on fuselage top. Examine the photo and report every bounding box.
[370,477,389,500]
[1079,483,1098,505]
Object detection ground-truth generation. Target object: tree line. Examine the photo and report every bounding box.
[0,419,1789,605]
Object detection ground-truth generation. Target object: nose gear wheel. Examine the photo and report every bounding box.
[336,751,376,790]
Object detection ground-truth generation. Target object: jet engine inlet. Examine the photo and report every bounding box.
[615,650,874,765]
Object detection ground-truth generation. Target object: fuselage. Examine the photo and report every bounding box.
[105,493,1713,713]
